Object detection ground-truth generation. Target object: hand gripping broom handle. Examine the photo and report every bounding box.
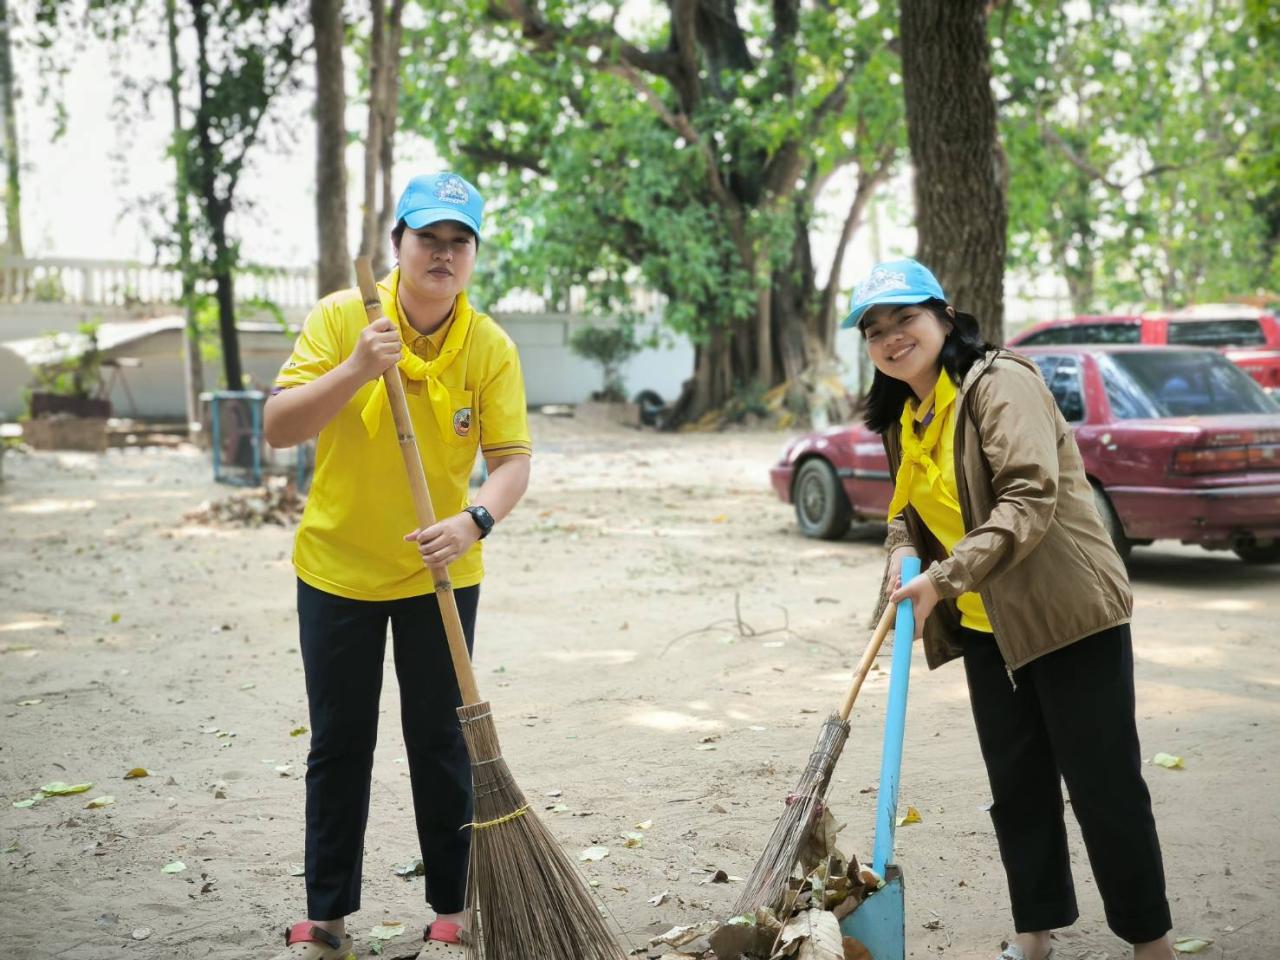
[838,600,897,722]
[354,256,482,706]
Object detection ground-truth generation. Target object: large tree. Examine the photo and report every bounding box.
[899,0,1007,342]
[186,0,307,390]
[311,0,351,296]
[35,0,307,392]
[999,0,1280,312]
[0,0,22,256]
[401,0,904,421]
[357,0,404,275]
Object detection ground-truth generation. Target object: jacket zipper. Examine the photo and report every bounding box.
[954,361,1018,691]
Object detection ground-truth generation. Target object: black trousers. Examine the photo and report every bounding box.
[959,623,1172,944]
[297,579,479,921]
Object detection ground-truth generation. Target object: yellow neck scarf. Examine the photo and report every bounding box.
[886,370,956,521]
[359,268,473,439]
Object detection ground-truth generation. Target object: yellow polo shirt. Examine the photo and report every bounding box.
[276,268,532,601]
[897,372,992,633]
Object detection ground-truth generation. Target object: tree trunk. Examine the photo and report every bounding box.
[0,0,23,255]
[311,0,351,296]
[212,260,243,390]
[374,0,404,273]
[166,0,202,428]
[358,0,385,264]
[190,0,243,391]
[900,0,1007,344]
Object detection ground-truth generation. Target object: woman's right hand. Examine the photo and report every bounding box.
[346,317,402,383]
[886,545,919,602]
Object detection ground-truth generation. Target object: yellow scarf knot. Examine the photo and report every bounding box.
[886,372,956,522]
[358,269,473,441]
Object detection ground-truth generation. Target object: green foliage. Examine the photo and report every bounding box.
[31,272,65,303]
[998,0,1280,311]
[398,0,904,348]
[569,324,639,401]
[28,320,104,403]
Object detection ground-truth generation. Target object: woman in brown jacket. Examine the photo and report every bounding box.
[844,259,1175,960]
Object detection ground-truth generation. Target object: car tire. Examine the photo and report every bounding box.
[1232,540,1280,564]
[1091,484,1132,561]
[793,458,852,540]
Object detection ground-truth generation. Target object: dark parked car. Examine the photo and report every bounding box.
[769,346,1280,564]
[1007,305,1280,396]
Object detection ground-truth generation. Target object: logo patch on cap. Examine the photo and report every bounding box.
[436,175,470,206]
[856,267,909,302]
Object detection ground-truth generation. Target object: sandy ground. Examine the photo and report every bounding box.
[1,415,1277,960]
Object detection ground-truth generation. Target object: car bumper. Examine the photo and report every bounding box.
[1108,482,1280,544]
[769,463,794,503]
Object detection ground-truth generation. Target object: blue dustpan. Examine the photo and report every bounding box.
[840,555,920,960]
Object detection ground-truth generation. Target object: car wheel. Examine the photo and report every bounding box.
[793,458,852,540]
[1232,540,1280,564]
[1091,484,1132,561]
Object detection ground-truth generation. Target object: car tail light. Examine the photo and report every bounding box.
[1250,443,1280,468]
[1173,440,1280,474]
[1173,446,1250,474]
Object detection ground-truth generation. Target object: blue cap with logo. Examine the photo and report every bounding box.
[842,257,947,329]
[394,172,484,237]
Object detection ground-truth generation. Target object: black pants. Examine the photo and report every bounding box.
[960,623,1172,944]
[297,579,479,921]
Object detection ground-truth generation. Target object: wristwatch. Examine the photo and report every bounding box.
[464,505,495,540]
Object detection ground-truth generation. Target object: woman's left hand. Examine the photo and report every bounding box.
[888,572,940,641]
[404,514,480,568]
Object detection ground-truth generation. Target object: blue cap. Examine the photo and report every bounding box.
[394,172,484,236]
[842,258,947,329]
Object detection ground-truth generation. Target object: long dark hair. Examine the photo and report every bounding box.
[860,298,993,434]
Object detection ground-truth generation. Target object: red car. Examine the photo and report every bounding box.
[1007,305,1280,396]
[769,346,1280,564]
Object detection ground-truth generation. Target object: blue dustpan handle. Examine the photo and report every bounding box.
[872,555,920,876]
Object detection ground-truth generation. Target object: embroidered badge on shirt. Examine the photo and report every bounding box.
[453,407,473,437]
[436,175,470,206]
[857,267,909,302]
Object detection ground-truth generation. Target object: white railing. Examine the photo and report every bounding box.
[0,256,669,321]
[0,256,317,310]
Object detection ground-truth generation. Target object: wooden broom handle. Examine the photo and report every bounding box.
[354,257,482,706]
[838,601,896,722]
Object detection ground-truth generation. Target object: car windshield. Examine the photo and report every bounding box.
[1101,351,1280,418]
[1167,318,1266,347]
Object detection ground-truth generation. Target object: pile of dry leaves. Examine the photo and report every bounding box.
[641,808,882,960]
[184,476,306,528]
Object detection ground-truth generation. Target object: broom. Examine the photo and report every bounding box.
[354,259,624,960]
[731,600,897,916]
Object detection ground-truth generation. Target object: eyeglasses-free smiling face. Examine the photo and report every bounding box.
[862,303,955,397]
[395,220,477,303]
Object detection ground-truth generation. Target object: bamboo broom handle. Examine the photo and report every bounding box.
[838,601,896,722]
[354,257,482,707]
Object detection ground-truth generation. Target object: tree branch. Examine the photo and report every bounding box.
[817,140,896,330]
[459,141,549,175]
[490,0,678,80]
[1040,123,1228,192]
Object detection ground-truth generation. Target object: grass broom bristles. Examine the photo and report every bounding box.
[458,702,625,960]
[731,713,850,916]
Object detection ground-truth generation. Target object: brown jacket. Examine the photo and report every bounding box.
[884,350,1132,672]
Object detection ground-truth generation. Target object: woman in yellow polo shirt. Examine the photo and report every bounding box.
[264,172,531,960]
[846,260,1175,960]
